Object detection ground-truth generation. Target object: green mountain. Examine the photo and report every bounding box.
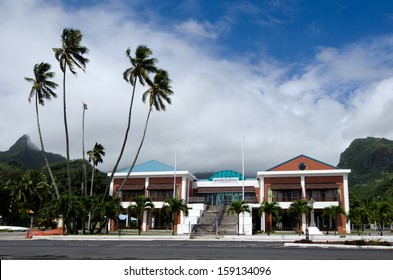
[338,137,393,199]
[0,134,66,172]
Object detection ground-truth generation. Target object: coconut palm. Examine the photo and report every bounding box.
[53,28,89,195]
[288,199,310,235]
[227,200,250,235]
[258,201,282,235]
[25,62,60,199]
[117,69,173,195]
[127,195,155,235]
[162,197,188,235]
[323,205,346,235]
[105,45,157,199]
[87,143,105,197]
[81,102,88,196]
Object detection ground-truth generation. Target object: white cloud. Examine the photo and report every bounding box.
[1,0,393,177]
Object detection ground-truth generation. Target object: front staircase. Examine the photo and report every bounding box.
[218,209,238,235]
[191,205,239,238]
[191,205,218,236]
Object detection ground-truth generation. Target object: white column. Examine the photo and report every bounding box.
[343,174,351,233]
[109,179,114,196]
[142,210,147,231]
[301,175,306,232]
[259,177,265,232]
[145,177,149,197]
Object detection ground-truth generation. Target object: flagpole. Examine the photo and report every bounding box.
[173,140,177,198]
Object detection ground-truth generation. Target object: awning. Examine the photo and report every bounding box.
[121,185,145,191]
[147,184,174,190]
[269,184,302,190]
[197,186,255,193]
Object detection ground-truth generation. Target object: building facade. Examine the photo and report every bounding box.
[109,155,351,235]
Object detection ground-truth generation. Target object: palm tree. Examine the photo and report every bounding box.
[117,69,173,196]
[368,201,393,236]
[6,171,52,216]
[347,207,368,235]
[105,45,157,199]
[323,205,346,235]
[53,28,89,195]
[227,200,250,235]
[127,195,155,235]
[288,199,310,235]
[258,201,282,235]
[81,102,88,196]
[162,197,188,235]
[87,143,105,197]
[25,62,60,199]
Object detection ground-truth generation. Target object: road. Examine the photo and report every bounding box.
[0,239,392,260]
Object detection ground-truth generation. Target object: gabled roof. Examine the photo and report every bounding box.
[267,154,337,171]
[117,160,174,173]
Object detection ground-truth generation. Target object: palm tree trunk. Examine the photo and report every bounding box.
[105,76,138,200]
[35,95,60,199]
[117,108,152,196]
[82,105,87,196]
[90,166,95,196]
[62,70,72,195]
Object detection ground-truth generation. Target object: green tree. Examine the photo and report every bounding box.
[369,200,393,236]
[127,195,154,235]
[322,205,346,235]
[25,62,60,199]
[347,207,368,235]
[6,170,52,215]
[258,201,282,235]
[162,197,188,235]
[87,143,105,197]
[56,194,86,234]
[227,200,250,235]
[117,69,173,195]
[53,28,89,195]
[288,199,310,235]
[105,45,157,198]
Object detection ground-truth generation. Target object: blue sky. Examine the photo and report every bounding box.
[65,0,393,62]
[1,0,393,174]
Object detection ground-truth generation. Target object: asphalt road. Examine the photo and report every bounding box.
[0,239,392,260]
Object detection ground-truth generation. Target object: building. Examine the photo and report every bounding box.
[109,155,351,235]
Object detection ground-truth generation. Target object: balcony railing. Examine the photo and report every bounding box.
[271,196,339,202]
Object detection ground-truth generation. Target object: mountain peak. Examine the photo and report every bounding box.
[0,134,65,170]
[8,134,39,153]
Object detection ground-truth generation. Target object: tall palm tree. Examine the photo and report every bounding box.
[53,28,89,195]
[288,199,310,235]
[323,205,346,235]
[105,45,157,199]
[227,200,250,235]
[368,201,392,236]
[81,102,88,196]
[117,69,173,195]
[25,62,60,199]
[162,197,188,235]
[127,195,155,235]
[87,143,105,197]
[258,201,282,235]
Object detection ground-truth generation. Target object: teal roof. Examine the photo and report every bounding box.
[118,160,174,173]
[209,170,243,181]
